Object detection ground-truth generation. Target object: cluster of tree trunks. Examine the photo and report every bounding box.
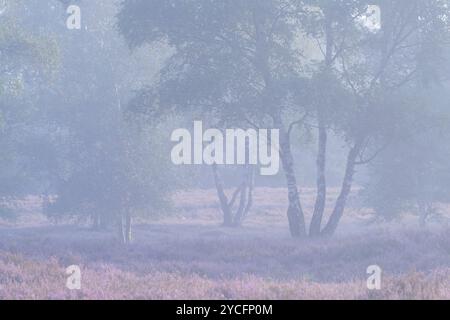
[119,211,132,244]
[213,164,254,227]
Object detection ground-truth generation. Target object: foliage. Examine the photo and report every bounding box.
[0,1,59,219]
[363,85,450,223]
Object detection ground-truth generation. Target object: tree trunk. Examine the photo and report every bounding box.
[213,164,254,227]
[243,167,254,219]
[309,119,328,237]
[278,126,307,238]
[212,164,234,227]
[124,211,132,244]
[233,184,248,227]
[321,143,360,236]
[118,211,132,244]
[310,7,333,237]
[118,215,126,244]
[233,166,254,226]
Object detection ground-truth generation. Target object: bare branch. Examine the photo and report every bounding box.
[228,183,244,209]
[355,140,391,166]
[287,113,309,138]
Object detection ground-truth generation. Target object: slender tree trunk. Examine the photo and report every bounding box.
[233,184,248,227]
[310,7,332,237]
[278,125,307,238]
[117,210,132,244]
[118,215,126,244]
[243,167,254,218]
[212,164,233,226]
[309,117,328,236]
[125,210,132,244]
[233,165,254,226]
[321,143,361,236]
[254,6,306,238]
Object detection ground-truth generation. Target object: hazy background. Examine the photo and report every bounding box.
[1,0,450,300]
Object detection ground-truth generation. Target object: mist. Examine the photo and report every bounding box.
[1,0,450,300]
